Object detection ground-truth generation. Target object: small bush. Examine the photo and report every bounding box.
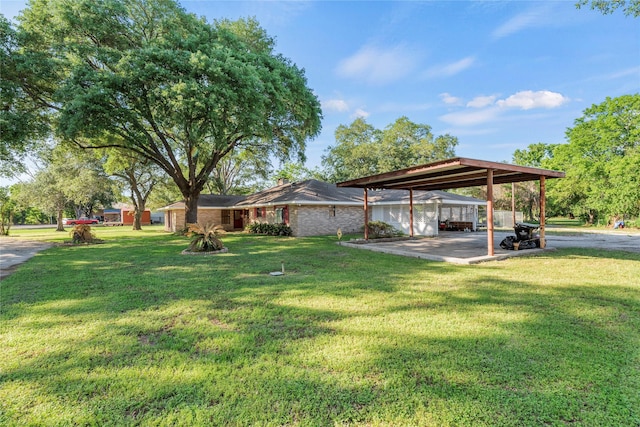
[187,222,225,252]
[246,222,292,236]
[70,224,96,243]
[363,221,402,239]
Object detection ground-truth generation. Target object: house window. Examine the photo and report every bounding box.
[329,205,336,217]
[275,206,289,224]
[221,210,231,225]
[255,207,266,218]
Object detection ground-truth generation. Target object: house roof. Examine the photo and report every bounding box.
[235,179,363,207]
[158,179,486,211]
[158,194,246,211]
[337,157,565,191]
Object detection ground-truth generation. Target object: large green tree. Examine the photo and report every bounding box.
[103,149,162,230]
[322,118,382,182]
[547,94,640,223]
[205,149,272,195]
[322,117,457,182]
[511,142,560,220]
[17,146,116,230]
[14,0,321,224]
[0,16,51,178]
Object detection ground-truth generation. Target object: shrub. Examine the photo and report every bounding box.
[363,221,402,239]
[70,224,96,243]
[246,222,292,236]
[186,222,225,252]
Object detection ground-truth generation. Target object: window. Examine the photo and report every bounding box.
[255,207,266,218]
[221,210,231,225]
[329,205,336,217]
[275,206,289,224]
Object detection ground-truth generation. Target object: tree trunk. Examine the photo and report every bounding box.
[131,193,142,231]
[132,208,142,231]
[56,209,65,231]
[0,212,12,235]
[185,193,199,225]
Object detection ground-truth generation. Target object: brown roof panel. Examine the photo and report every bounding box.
[337,157,564,191]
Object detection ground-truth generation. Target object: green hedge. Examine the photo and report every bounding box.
[246,222,293,236]
[363,221,403,239]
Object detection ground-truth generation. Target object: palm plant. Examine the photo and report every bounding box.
[187,222,225,252]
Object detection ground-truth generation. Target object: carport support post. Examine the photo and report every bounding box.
[363,188,369,240]
[511,182,516,227]
[409,189,414,238]
[539,176,546,249]
[487,169,495,256]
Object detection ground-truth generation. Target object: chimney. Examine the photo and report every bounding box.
[277,178,290,186]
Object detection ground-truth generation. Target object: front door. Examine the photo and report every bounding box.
[233,210,244,229]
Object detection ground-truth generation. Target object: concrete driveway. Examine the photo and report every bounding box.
[0,238,53,280]
[341,229,640,264]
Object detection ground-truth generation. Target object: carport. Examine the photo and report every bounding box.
[337,157,565,257]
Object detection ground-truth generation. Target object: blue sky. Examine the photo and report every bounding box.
[2,0,639,170]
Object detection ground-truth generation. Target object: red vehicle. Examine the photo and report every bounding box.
[63,217,99,225]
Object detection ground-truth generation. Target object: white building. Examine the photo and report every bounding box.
[368,189,486,237]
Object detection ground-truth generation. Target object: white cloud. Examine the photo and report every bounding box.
[492,5,552,39]
[466,95,497,108]
[352,108,370,119]
[336,44,418,84]
[322,99,349,113]
[440,92,463,105]
[439,107,501,127]
[425,56,475,78]
[496,90,569,110]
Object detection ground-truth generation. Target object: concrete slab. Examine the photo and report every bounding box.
[0,238,53,280]
[339,229,640,264]
[340,231,549,264]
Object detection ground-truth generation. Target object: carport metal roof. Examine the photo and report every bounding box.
[336,157,565,191]
[337,157,565,259]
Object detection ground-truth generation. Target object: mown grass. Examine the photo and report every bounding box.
[1,228,639,426]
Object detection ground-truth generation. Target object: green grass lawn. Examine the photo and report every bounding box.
[1,228,639,426]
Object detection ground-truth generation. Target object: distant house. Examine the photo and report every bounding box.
[103,206,152,226]
[159,179,486,237]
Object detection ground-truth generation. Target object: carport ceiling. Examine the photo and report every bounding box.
[337,157,565,191]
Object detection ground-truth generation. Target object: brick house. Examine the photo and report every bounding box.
[160,180,364,236]
[160,179,485,237]
[235,179,364,237]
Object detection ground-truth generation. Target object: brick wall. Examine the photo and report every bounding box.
[164,208,242,232]
[168,204,364,237]
[291,205,363,237]
[164,210,184,232]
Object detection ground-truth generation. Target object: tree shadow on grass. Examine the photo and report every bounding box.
[1,234,639,425]
[359,269,640,425]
